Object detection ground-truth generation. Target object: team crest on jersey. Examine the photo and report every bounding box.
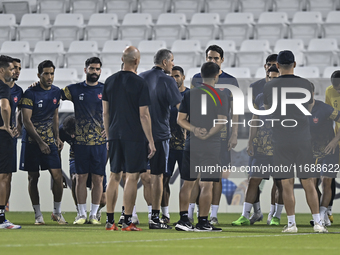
[38,100,43,108]
[313,117,318,123]
[53,98,57,104]
[13,96,18,103]
[98,93,102,100]
[79,93,84,100]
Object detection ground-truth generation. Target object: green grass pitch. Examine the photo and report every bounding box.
[1,212,340,255]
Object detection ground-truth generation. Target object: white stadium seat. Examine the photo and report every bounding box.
[205,0,237,21]
[54,68,79,88]
[70,0,101,22]
[271,0,305,20]
[2,0,36,23]
[294,66,320,78]
[224,67,252,78]
[38,0,67,22]
[0,40,31,68]
[16,68,37,91]
[237,0,271,20]
[206,40,236,68]
[104,0,137,21]
[138,40,167,70]
[172,0,205,21]
[30,41,65,68]
[0,14,17,45]
[323,66,339,78]
[171,40,202,73]
[100,40,131,72]
[255,67,266,78]
[306,0,339,19]
[184,67,200,88]
[138,0,171,20]
[274,39,305,66]
[323,11,340,47]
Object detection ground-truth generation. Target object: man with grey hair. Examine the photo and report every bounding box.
[139,49,182,229]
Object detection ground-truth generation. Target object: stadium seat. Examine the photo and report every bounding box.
[30,41,65,68]
[153,13,187,47]
[294,66,320,78]
[274,39,305,66]
[17,68,38,91]
[59,100,75,112]
[184,67,200,87]
[306,0,339,19]
[70,0,101,22]
[255,12,289,47]
[171,0,205,21]
[54,68,78,88]
[305,38,339,73]
[0,14,17,45]
[0,40,31,68]
[100,40,131,72]
[323,66,339,78]
[138,40,167,70]
[17,14,51,50]
[51,13,85,49]
[323,11,340,47]
[221,13,255,48]
[104,0,137,21]
[85,13,119,49]
[224,67,251,78]
[138,0,171,21]
[290,12,323,47]
[37,0,67,22]
[255,67,266,78]
[271,0,305,20]
[65,41,99,77]
[119,13,153,46]
[206,40,236,68]
[187,13,221,48]
[236,0,272,20]
[235,40,271,76]
[2,0,37,23]
[204,0,237,21]
[171,40,202,73]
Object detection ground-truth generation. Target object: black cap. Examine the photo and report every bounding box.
[277,50,295,65]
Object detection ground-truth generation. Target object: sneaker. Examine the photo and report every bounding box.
[73,215,87,225]
[132,215,140,225]
[309,220,314,227]
[195,222,222,232]
[232,216,250,226]
[117,215,124,228]
[0,221,21,229]
[160,215,170,224]
[314,222,328,233]
[122,222,142,231]
[209,217,219,225]
[328,214,333,223]
[35,215,45,225]
[149,220,172,229]
[324,215,331,227]
[51,213,68,225]
[249,213,263,225]
[175,220,194,231]
[282,224,298,233]
[270,217,280,226]
[89,215,101,225]
[105,222,118,231]
[267,213,273,225]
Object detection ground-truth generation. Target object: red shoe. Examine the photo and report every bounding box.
[105,222,118,231]
[122,223,142,231]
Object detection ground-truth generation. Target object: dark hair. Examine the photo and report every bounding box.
[268,65,279,73]
[277,62,294,70]
[205,45,224,59]
[85,57,102,68]
[154,49,172,65]
[0,55,13,69]
[310,82,315,92]
[63,115,76,135]
[266,54,278,63]
[172,66,184,75]
[38,60,55,74]
[201,62,220,79]
[331,70,340,87]
[12,58,21,63]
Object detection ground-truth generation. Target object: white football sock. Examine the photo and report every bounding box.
[210,205,219,218]
[133,205,138,217]
[196,204,200,218]
[33,204,42,218]
[269,204,275,216]
[319,206,327,221]
[253,202,261,215]
[148,205,152,220]
[312,213,321,225]
[53,202,61,214]
[273,203,284,219]
[161,206,169,218]
[78,204,87,217]
[242,202,252,219]
[287,215,296,227]
[188,203,195,219]
[90,204,99,217]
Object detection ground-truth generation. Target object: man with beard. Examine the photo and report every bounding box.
[61,57,106,225]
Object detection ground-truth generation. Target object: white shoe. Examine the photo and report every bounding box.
[249,213,263,225]
[267,214,273,225]
[0,221,21,229]
[282,224,298,233]
[132,215,139,225]
[324,214,331,227]
[35,215,45,225]
[96,209,102,222]
[314,222,328,233]
[51,213,68,225]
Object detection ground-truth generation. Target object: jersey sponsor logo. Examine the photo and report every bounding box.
[38,100,43,108]
[13,96,18,103]
[313,117,318,124]
[53,98,57,104]
[98,93,102,100]
[79,93,84,101]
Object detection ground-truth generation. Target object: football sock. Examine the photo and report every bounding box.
[287,215,296,227]
[312,213,321,225]
[196,204,200,218]
[253,202,261,215]
[90,204,99,217]
[319,206,327,221]
[33,204,42,218]
[273,203,284,219]
[161,206,169,218]
[106,213,114,224]
[242,202,252,219]
[0,205,6,223]
[210,205,219,218]
[188,203,195,219]
[121,206,125,215]
[132,205,137,217]
[198,216,208,225]
[269,204,275,216]
[53,201,61,214]
[151,209,160,223]
[124,214,132,225]
[180,211,189,222]
[148,205,152,220]
[78,204,86,217]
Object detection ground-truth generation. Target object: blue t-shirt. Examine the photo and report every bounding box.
[61,81,105,146]
[250,78,266,103]
[0,80,11,127]
[10,83,23,127]
[20,83,61,144]
[309,100,340,159]
[169,87,189,150]
[139,66,182,142]
[59,124,75,160]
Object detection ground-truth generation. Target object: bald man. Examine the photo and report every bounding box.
[103,46,156,231]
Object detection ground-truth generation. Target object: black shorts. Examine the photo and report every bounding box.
[108,139,147,174]
[149,140,169,175]
[0,130,13,174]
[166,149,183,177]
[12,137,17,172]
[273,140,315,179]
[249,155,273,180]
[315,146,339,178]
[180,150,221,182]
[19,142,61,172]
[74,144,106,176]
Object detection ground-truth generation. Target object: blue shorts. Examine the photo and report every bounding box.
[166,149,183,177]
[150,140,169,175]
[12,137,17,172]
[19,142,61,171]
[249,155,273,180]
[315,147,339,178]
[73,144,106,176]
[69,158,76,175]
